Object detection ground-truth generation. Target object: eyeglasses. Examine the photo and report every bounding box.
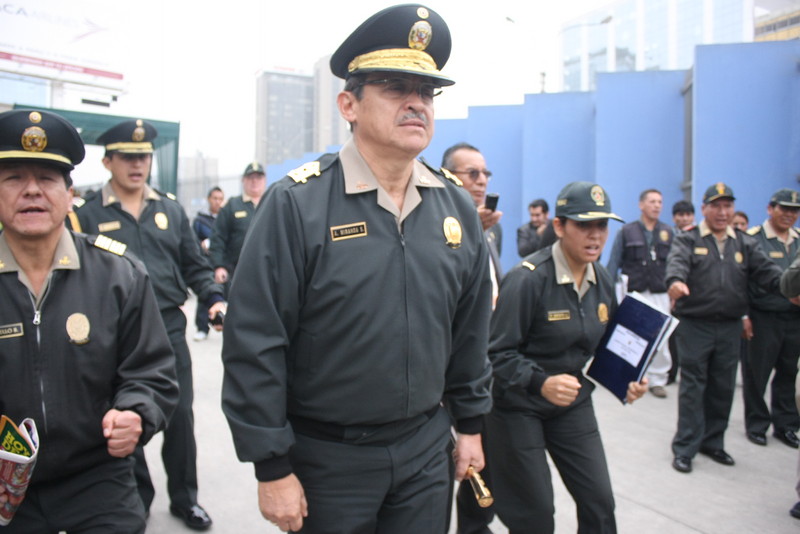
[358,78,443,102]
[451,169,493,181]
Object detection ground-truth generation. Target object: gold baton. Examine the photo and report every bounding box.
[466,466,494,508]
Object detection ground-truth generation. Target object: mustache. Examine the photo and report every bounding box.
[398,111,429,125]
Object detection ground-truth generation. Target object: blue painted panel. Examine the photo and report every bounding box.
[693,41,800,225]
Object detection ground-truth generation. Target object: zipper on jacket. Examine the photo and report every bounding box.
[29,288,50,432]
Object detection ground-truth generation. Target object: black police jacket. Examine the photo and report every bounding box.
[0,230,178,484]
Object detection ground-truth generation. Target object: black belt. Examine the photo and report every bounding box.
[289,406,439,445]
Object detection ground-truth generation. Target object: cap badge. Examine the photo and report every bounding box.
[443,216,462,249]
[417,7,429,18]
[28,111,42,123]
[21,126,47,153]
[590,185,605,206]
[793,192,798,204]
[132,119,146,142]
[409,20,432,51]
[716,182,725,195]
[66,312,90,345]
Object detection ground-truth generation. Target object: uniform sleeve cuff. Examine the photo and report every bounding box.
[455,416,483,435]
[254,455,293,482]
[205,293,225,307]
[526,371,548,396]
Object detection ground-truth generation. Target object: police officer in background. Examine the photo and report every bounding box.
[68,119,224,530]
[221,5,492,533]
[606,188,674,398]
[743,189,800,448]
[0,109,178,532]
[192,186,223,341]
[667,183,783,474]
[210,162,266,288]
[486,181,647,534]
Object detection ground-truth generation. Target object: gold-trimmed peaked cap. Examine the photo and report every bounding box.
[702,182,735,204]
[97,119,157,154]
[0,109,85,176]
[555,181,624,223]
[330,4,454,86]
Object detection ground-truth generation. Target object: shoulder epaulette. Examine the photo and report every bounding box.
[93,234,127,256]
[746,225,761,236]
[521,261,536,271]
[73,197,86,208]
[441,168,463,187]
[166,192,177,201]
[288,161,321,184]
[418,157,463,187]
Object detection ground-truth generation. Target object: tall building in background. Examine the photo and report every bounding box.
[255,69,314,166]
[560,0,764,91]
[755,4,800,40]
[313,55,350,153]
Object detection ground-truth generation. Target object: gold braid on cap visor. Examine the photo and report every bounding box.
[0,150,72,166]
[105,142,153,153]
[348,48,441,76]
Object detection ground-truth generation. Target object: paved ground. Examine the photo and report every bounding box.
[144,297,799,533]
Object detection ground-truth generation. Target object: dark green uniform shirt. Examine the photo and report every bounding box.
[781,248,800,298]
[209,194,257,270]
[0,229,178,484]
[489,241,617,409]
[665,221,782,320]
[746,221,800,313]
[68,182,223,311]
[222,140,493,481]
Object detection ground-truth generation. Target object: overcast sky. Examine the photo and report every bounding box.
[96,0,617,175]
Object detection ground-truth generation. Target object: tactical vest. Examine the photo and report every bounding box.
[620,220,673,293]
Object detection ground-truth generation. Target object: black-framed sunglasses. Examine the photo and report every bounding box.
[358,78,443,102]
[451,169,493,181]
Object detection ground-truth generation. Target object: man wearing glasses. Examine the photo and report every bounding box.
[441,142,501,534]
[443,144,503,305]
[221,5,492,533]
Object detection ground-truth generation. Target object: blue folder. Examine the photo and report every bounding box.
[587,292,676,404]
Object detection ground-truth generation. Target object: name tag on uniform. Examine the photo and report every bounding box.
[98,221,121,232]
[693,247,709,255]
[330,222,368,241]
[234,210,248,219]
[0,323,23,339]
[770,251,785,259]
[547,310,571,321]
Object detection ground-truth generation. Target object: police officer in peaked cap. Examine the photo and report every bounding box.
[667,182,784,474]
[221,4,494,533]
[486,181,647,533]
[0,111,178,532]
[68,117,224,530]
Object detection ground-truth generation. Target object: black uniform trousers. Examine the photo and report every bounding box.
[743,308,800,435]
[5,458,145,534]
[672,318,741,458]
[486,380,615,534]
[133,307,198,510]
[288,406,451,534]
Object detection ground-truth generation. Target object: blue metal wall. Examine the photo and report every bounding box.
[692,41,800,228]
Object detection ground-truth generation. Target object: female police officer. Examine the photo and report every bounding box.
[486,181,647,534]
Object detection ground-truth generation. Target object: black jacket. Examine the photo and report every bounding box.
[0,230,178,484]
[665,222,782,321]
